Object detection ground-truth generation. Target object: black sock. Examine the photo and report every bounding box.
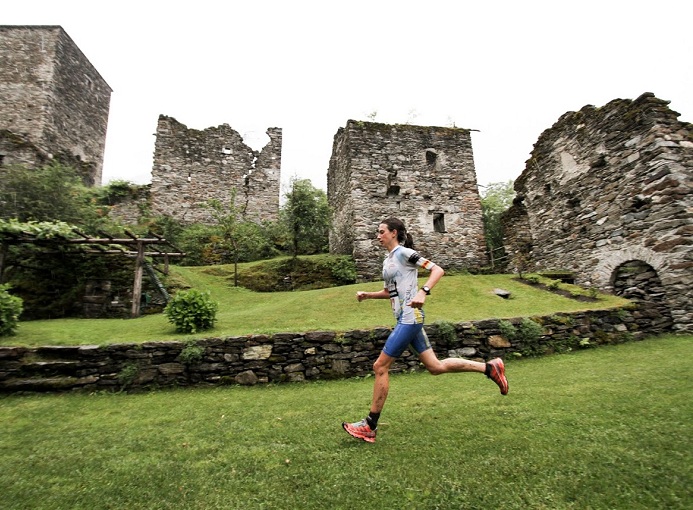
[484,363,491,377]
[366,412,380,430]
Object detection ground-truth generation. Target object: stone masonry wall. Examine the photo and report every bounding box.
[150,115,281,224]
[0,305,661,393]
[0,26,111,185]
[328,120,487,280]
[502,93,692,332]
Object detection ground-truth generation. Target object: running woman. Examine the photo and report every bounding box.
[342,217,508,443]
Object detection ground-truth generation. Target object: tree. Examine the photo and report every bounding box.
[480,180,515,269]
[280,178,330,258]
[204,192,276,283]
[0,162,117,233]
[206,194,243,286]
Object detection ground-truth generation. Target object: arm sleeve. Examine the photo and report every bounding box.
[401,248,436,271]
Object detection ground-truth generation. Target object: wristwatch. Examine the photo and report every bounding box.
[422,286,431,295]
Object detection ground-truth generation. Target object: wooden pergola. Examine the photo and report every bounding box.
[0,229,185,317]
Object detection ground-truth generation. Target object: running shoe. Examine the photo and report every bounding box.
[487,358,509,395]
[342,418,377,443]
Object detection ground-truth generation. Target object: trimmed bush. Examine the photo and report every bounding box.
[0,284,23,337]
[164,289,218,334]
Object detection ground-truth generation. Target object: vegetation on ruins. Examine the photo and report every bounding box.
[0,162,117,230]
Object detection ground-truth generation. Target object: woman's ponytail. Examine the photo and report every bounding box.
[404,233,414,249]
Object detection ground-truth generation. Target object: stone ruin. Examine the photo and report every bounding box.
[148,115,282,224]
[2,27,690,333]
[502,93,692,332]
[327,120,487,280]
[0,26,111,186]
[108,116,282,226]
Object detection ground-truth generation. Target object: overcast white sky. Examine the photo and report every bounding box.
[5,0,692,192]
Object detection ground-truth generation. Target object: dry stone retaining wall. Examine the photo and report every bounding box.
[0,305,663,393]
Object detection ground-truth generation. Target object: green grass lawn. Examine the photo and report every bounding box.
[0,334,690,509]
[3,266,630,347]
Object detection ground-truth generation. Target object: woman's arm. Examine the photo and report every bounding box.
[421,264,445,291]
[409,264,445,308]
[356,289,390,302]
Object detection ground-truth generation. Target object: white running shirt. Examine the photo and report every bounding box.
[382,245,436,324]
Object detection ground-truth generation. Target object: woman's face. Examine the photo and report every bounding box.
[377,223,398,248]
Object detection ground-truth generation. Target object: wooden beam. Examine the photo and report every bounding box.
[131,240,145,318]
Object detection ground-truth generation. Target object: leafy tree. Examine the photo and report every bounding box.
[480,180,515,269]
[280,177,330,258]
[0,162,119,233]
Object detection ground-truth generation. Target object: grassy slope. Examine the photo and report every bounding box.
[3,264,630,347]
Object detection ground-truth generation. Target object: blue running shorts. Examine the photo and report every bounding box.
[382,322,432,358]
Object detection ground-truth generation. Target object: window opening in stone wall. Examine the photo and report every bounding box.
[387,171,400,197]
[387,185,400,197]
[221,146,232,155]
[433,213,446,233]
[425,149,438,165]
[0,155,4,166]
[396,201,401,210]
[187,172,192,182]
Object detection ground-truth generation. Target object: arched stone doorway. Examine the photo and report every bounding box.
[611,260,673,334]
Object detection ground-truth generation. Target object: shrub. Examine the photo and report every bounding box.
[546,279,561,290]
[117,362,140,389]
[518,317,544,343]
[179,340,205,365]
[164,289,218,334]
[0,284,23,337]
[327,256,358,285]
[498,319,517,339]
[433,320,457,345]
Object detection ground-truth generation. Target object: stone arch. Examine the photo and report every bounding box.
[611,259,673,333]
[590,245,669,290]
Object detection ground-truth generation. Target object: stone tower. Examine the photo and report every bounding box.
[0,26,112,185]
[151,115,282,224]
[328,120,487,280]
[502,93,692,332]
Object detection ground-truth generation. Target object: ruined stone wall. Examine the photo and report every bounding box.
[503,93,692,331]
[151,115,281,224]
[328,120,487,280]
[0,26,111,185]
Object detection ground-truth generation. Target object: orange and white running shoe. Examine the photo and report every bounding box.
[487,358,509,395]
[342,419,377,443]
